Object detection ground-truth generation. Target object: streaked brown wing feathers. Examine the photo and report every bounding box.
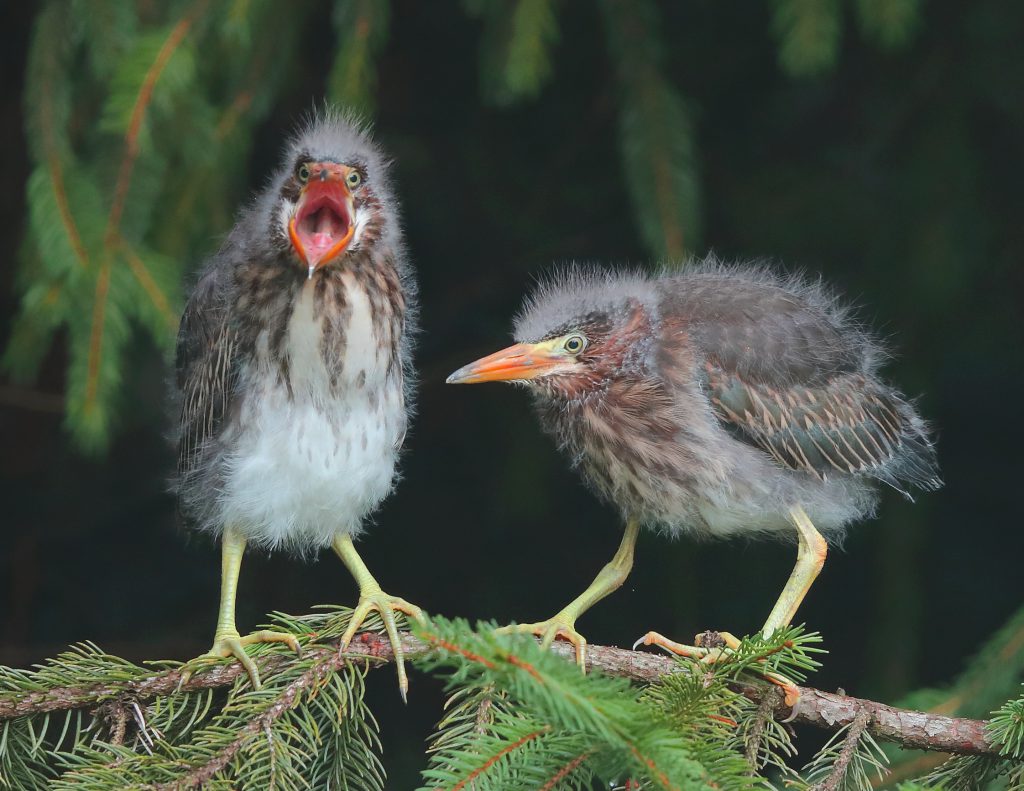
[175,270,238,475]
[707,365,907,480]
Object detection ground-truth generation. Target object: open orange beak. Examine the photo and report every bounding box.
[288,164,356,278]
[446,341,569,384]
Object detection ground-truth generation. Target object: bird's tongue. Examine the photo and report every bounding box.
[307,207,344,257]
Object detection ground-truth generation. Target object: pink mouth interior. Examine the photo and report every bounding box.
[295,190,350,262]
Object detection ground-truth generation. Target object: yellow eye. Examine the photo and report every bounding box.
[563,334,587,354]
[346,170,362,189]
[297,163,310,183]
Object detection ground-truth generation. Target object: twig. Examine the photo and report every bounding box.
[154,640,353,790]
[0,634,999,758]
[813,708,872,791]
[745,692,776,771]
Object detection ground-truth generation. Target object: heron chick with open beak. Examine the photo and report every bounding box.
[174,110,421,696]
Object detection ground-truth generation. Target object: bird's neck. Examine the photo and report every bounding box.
[536,373,674,453]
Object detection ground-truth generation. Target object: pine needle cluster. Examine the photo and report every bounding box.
[6,0,387,452]
[416,615,748,790]
[413,617,905,790]
[0,607,386,790]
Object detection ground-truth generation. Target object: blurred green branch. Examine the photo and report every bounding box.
[9,0,933,451]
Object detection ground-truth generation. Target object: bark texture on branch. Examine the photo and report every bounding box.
[0,633,998,758]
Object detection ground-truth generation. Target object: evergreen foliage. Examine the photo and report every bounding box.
[327,0,391,116]
[601,0,700,262]
[416,615,761,790]
[771,0,844,76]
[0,608,387,790]
[7,0,311,451]
[771,0,920,76]
[2,610,1021,788]
[469,0,560,107]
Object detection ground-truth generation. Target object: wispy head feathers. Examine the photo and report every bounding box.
[285,108,385,173]
[514,264,658,343]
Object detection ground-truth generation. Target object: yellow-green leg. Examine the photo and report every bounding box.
[634,505,826,707]
[761,504,828,637]
[498,518,640,670]
[333,534,423,702]
[185,526,300,689]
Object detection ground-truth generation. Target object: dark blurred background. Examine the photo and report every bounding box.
[2,0,1023,785]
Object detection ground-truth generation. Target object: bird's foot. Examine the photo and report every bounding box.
[633,630,800,707]
[339,588,423,702]
[181,629,301,690]
[496,613,588,671]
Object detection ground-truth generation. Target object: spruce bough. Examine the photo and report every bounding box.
[2,608,1022,789]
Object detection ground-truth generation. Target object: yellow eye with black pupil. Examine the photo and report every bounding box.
[346,170,362,188]
[564,335,586,354]
[297,164,310,183]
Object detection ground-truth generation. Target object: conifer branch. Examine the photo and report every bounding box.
[83,260,112,412]
[35,8,88,271]
[104,0,207,245]
[1,634,1002,758]
[40,89,88,270]
[152,643,362,790]
[744,692,776,771]
[119,239,178,331]
[538,749,594,791]
[214,87,255,141]
[602,0,700,260]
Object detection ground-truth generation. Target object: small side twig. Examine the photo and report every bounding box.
[154,640,354,791]
[813,707,872,791]
[744,691,777,772]
[475,692,494,735]
[93,700,128,747]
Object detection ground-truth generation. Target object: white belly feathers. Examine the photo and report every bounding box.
[220,277,404,551]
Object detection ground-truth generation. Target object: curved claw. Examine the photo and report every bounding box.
[339,591,423,702]
[181,630,301,690]
[497,617,588,671]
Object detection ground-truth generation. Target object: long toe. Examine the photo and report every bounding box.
[762,670,802,709]
[633,631,712,660]
[339,591,422,702]
[634,629,802,709]
[184,629,302,690]
[239,630,303,656]
[496,617,588,671]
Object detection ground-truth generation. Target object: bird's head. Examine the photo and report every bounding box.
[270,112,397,278]
[447,269,658,402]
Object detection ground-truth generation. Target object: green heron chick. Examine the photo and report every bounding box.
[448,260,940,668]
[174,111,421,695]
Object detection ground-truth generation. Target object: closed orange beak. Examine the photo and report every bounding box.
[446,342,566,384]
